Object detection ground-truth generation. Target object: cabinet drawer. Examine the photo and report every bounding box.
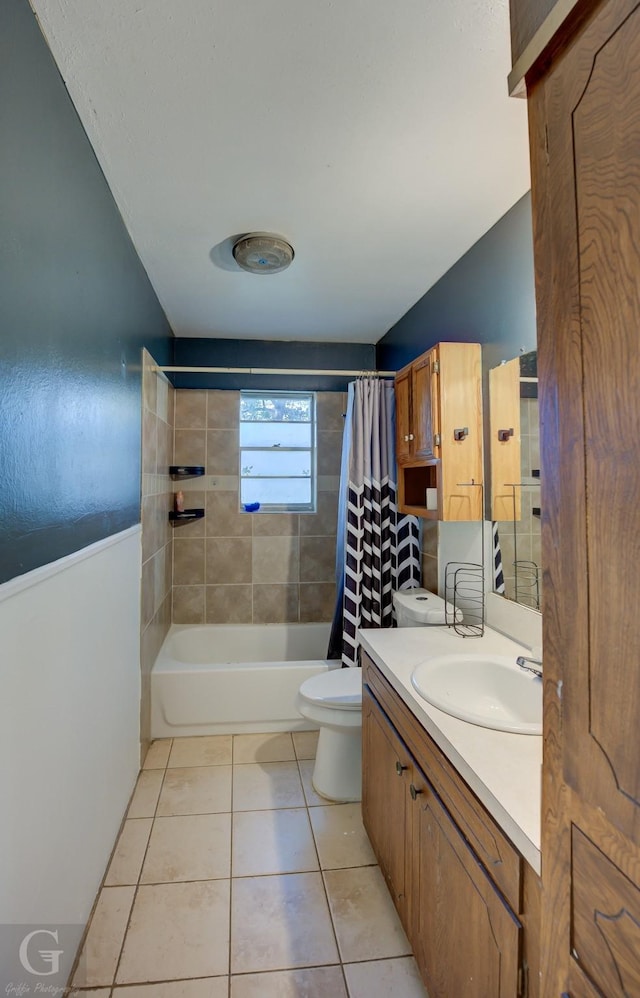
[362,651,522,911]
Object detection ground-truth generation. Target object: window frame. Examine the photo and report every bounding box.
[239,390,317,513]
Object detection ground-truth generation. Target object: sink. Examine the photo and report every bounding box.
[411,653,542,735]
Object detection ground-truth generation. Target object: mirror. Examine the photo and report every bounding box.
[489,351,541,611]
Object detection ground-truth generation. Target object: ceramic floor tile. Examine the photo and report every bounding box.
[72,886,135,988]
[231,872,338,973]
[104,818,153,886]
[232,808,318,877]
[232,761,304,811]
[127,770,164,818]
[323,866,412,963]
[116,880,230,983]
[233,732,295,764]
[298,759,337,807]
[112,979,228,997]
[141,813,231,883]
[143,739,172,769]
[292,730,319,760]
[230,966,347,998]
[157,766,232,816]
[168,735,232,768]
[343,957,428,998]
[68,991,112,997]
[308,803,376,870]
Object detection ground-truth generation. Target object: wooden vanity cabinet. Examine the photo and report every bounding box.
[362,650,540,998]
[395,341,483,521]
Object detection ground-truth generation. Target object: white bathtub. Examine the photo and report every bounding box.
[151,622,333,737]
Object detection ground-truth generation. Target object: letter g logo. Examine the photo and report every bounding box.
[18,928,64,976]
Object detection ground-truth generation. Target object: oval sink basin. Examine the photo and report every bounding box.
[411,653,542,735]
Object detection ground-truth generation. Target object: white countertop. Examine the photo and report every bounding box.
[359,625,542,874]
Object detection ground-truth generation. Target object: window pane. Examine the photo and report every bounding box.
[241,478,312,506]
[239,422,311,448]
[241,449,312,477]
[241,395,311,422]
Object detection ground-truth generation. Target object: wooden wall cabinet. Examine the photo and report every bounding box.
[362,651,540,998]
[489,356,522,521]
[395,342,483,521]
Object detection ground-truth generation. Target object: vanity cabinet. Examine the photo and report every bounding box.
[395,341,483,521]
[362,650,540,998]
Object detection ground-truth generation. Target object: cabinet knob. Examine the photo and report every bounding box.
[408,433,414,441]
[404,434,409,441]
[395,761,407,776]
[409,783,423,800]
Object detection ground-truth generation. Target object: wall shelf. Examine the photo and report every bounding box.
[170,465,205,480]
[169,508,205,525]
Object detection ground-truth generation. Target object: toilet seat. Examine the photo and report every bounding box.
[298,668,362,710]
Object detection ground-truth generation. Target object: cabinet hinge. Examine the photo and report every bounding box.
[432,360,440,375]
[518,964,528,998]
[433,433,441,448]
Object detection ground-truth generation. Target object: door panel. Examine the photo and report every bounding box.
[395,369,412,465]
[412,349,438,459]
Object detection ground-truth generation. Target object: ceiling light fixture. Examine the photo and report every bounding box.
[232,233,295,274]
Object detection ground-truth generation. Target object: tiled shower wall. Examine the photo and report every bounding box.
[140,349,175,755]
[420,520,438,594]
[171,390,345,625]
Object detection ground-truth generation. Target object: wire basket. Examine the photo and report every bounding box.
[445,561,485,638]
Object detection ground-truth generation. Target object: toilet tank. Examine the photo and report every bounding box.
[393,588,459,627]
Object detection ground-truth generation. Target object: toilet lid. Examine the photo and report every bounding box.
[299,668,362,710]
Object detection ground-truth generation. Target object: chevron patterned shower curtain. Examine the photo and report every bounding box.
[338,378,421,668]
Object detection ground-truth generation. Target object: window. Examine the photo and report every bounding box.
[240,391,316,511]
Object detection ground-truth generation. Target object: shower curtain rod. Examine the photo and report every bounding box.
[156,365,396,377]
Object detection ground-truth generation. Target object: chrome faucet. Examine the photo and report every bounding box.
[516,654,543,678]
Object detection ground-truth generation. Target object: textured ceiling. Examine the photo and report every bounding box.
[31,0,530,342]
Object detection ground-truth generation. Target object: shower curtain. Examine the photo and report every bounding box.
[328,378,421,668]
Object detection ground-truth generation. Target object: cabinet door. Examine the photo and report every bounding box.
[411,348,439,460]
[362,686,411,921]
[410,770,520,998]
[395,368,412,465]
[526,0,640,992]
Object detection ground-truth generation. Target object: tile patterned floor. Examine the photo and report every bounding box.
[71,733,428,998]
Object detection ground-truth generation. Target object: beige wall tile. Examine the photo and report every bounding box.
[206,491,251,537]
[173,489,206,537]
[208,389,239,429]
[299,582,336,622]
[142,350,158,415]
[175,389,207,429]
[318,475,340,491]
[317,431,344,476]
[173,585,205,624]
[253,536,299,584]
[207,429,239,475]
[253,584,299,624]
[252,512,299,536]
[300,491,338,536]
[173,538,205,585]
[157,419,173,474]
[142,408,157,474]
[205,585,253,624]
[300,537,335,583]
[421,520,438,557]
[316,392,347,432]
[206,537,252,584]
[156,373,170,424]
[174,429,206,467]
[141,556,155,629]
[421,554,438,595]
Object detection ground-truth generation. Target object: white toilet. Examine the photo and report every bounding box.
[297,668,363,802]
[296,588,457,803]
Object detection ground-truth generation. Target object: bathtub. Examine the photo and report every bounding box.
[151,622,333,737]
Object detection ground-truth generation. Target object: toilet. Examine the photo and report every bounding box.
[296,588,457,802]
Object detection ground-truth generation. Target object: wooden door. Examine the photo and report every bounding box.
[395,368,412,465]
[361,686,411,923]
[527,0,640,992]
[412,347,439,460]
[410,765,520,997]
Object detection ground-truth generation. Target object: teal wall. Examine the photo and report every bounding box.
[0,0,173,584]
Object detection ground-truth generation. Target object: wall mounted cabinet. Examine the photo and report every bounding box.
[362,650,540,998]
[395,342,483,520]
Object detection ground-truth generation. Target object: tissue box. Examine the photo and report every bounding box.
[426,488,438,511]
